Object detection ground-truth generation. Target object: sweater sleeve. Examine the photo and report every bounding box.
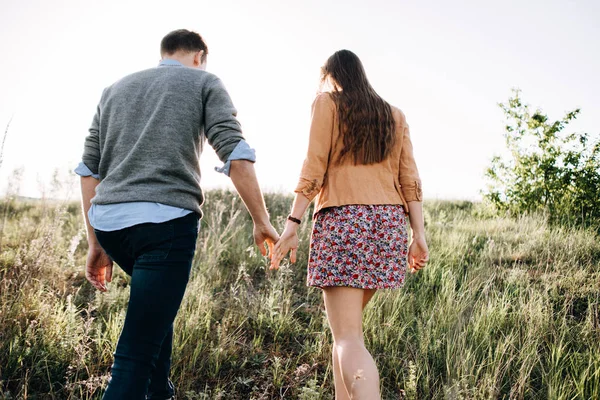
[294,93,334,201]
[399,122,423,202]
[203,77,245,162]
[81,99,103,175]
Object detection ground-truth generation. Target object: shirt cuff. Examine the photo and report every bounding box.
[215,140,256,177]
[74,162,100,179]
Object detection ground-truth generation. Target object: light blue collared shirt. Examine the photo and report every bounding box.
[76,59,256,232]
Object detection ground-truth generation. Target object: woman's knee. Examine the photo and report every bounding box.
[333,335,364,351]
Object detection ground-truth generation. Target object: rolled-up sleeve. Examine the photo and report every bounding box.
[81,102,102,175]
[399,123,423,202]
[203,77,245,162]
[214,140,256,176]
[74,161,100,179]
[294,93,334,201]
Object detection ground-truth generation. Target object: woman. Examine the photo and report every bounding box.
[270,50,429,400]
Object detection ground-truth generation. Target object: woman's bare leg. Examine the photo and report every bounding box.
[324,287,381,400]
[332,345,351,400]
[332,288,377,399]
[362,289,377,310]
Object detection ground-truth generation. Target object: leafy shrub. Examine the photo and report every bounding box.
[484,89,600,228]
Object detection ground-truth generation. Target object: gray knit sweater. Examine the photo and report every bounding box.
[82,64,244,215]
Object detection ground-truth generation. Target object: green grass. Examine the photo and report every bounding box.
[0,192,598,399]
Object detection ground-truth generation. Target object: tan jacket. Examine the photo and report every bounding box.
[295,93,422,215]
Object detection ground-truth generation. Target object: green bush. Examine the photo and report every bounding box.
[484,89,600,228]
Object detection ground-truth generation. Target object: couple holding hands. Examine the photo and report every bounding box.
[77,29,429,400]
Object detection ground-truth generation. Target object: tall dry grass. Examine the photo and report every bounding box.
[0,192,599,399]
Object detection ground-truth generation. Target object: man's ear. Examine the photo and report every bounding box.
[194,50,205,67]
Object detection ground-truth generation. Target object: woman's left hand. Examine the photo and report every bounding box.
[408,235,429,274]
[270,224,299,270]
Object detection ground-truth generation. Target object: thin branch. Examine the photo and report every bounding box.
[0,115,14,171]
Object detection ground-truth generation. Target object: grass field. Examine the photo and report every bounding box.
[0,191,599,399]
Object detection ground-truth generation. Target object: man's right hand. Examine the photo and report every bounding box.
[86,246,113,292]
[254,223,279,259]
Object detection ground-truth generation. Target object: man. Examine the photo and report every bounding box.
[75,29,279,399]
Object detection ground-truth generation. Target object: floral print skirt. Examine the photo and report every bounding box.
[307,204,409,290]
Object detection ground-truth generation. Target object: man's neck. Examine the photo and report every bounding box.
[162,53,194,67]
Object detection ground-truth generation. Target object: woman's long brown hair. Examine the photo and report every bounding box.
[321,50,396,165]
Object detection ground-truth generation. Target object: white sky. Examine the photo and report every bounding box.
[0,0,599,200]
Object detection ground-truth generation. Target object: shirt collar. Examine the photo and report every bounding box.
[158,59,184,67]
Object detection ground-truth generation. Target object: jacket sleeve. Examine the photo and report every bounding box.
[399,121,423,202]
[294,93,334,201]
[203,77,245,162]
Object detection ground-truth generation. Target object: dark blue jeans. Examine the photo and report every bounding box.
[95,213,199,400]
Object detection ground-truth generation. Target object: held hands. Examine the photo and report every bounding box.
[270,222,299,270]
[408,235,429,274]
[254,222,280,259]
[86,246,113,292]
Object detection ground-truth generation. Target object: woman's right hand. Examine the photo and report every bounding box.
[408,235,429,273]
[270,223,300,270]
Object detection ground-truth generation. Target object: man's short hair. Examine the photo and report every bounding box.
[160,29,208,62]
